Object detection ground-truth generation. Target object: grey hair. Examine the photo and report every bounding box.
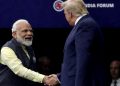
[12,19,29,32]
[62,0,88,17]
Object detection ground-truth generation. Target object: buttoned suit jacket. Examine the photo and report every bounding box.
[60,15,106,86]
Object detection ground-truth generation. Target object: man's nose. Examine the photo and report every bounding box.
[27,31,33,37]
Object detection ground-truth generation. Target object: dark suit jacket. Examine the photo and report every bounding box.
[60,15,106,86]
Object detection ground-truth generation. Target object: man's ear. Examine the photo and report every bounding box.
[12,32,16,38]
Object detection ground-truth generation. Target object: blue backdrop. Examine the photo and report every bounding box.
[0,0,119,29]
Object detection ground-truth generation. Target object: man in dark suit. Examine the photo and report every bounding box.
[110,60,120,86]
[60,0,107,86]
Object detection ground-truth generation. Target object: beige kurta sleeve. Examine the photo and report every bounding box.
[0,47,45,83]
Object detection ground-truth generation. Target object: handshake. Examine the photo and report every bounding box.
[43,74,60,86]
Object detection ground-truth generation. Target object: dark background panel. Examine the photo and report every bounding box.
[1,28,120,73]
[0,28,120,86]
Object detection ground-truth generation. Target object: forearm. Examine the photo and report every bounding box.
[11,63,45,83]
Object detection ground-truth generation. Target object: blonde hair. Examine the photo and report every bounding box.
[62,0,88,16]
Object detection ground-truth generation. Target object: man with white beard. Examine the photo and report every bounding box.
[0,19,58,86]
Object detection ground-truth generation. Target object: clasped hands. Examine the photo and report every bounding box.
[43,74,60,86]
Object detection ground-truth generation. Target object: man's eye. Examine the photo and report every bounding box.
[22,29,33,32]
[23,30,28,32]
[30,30,33,32]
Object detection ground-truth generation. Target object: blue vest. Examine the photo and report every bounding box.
[0,38,37,86]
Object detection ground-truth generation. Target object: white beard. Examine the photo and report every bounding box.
[16,35,33,46]
[21,40,32,46]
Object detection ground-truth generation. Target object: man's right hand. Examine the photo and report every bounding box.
[43,74,60,86]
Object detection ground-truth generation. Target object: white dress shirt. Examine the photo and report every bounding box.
[75,14,87,25]
[111,78,120,86]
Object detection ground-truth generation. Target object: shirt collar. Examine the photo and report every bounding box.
[75,14,87,25]
[117,78,120,82]
[112,78,120,83]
